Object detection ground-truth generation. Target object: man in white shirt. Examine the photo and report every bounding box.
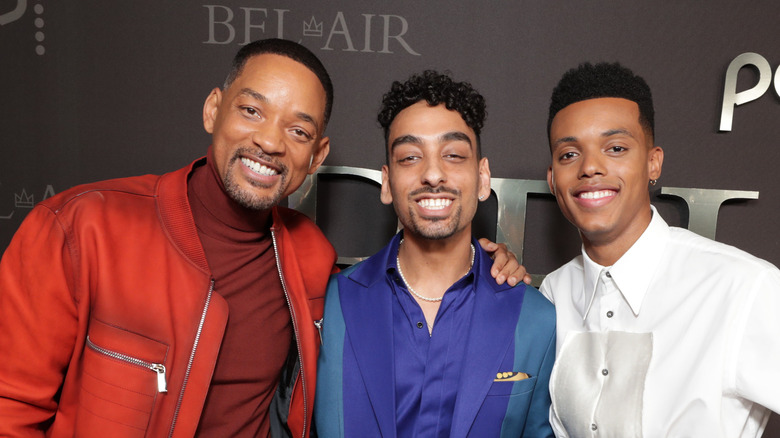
[541,61,780,437]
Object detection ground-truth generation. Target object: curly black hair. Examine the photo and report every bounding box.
[378,70,486,158]
[547,62,654,142]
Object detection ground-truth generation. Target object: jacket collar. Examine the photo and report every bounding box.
[157,157,211,274]
[451,246,524,437]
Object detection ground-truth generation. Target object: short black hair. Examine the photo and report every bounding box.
[547,62,654,142]
[378,70,486,159]
[224,38,334,126]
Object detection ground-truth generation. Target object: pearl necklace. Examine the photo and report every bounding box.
[396,239,475,302]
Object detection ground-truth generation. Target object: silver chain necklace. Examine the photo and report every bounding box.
[396,239,475,302]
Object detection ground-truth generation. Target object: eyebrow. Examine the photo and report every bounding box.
[552,128,635,148]
[237,88,321,133]
[552,136,577,148]
[390,131,472,150]
[239,88,267,103]
[294,111,320,133]
[441,131,473,146]
[390,134,422,150]
[602,128,635,139]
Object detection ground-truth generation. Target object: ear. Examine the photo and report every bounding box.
[648,146,664,181]
[307,136,330,175]
[203,88,222,134]
[380,165,393,205]
[547,165,556,196]
[477,157,491,201]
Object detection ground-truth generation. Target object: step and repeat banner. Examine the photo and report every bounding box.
[2,1,779,433]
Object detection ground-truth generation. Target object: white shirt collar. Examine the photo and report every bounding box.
[580,205,670,319]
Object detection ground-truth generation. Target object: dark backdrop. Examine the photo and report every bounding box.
[2,1,779,433]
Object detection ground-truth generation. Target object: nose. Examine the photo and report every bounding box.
[251,123,285,155]
[579,151,605,179]
[421,157,446,187]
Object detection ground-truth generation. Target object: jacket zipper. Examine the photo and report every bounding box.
[314,318,323,345]
[85,336,167,393]
[168,278,215,438]
[271,229,307,438]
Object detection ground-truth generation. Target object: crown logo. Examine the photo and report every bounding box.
[303,16,323,37]
[14,189,34,208]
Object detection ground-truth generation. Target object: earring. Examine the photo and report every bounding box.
[478,195,485,201]
[649,179,658,186]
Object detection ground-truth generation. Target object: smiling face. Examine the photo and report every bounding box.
[547,97,663,261]
[203,53,330,211]
[380,102,491,242]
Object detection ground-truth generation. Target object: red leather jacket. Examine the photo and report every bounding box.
[0,158,337,437]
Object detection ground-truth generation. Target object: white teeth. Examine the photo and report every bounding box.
[579,190,615,200]
[417,198,452,210]
[241,157,278,176]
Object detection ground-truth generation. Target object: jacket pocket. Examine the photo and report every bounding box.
[472,376,539,434]
[75,320,169,437]
[486,375,537,397]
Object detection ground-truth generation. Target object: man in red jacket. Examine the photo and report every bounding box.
[0,39,523,437]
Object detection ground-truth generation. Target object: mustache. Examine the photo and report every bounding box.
[230,147,287,174]
[408,186,460,197]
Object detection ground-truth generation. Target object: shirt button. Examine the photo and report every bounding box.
[606,311,614,318]
[417,322,424,329]
[591,423,598,431]
[602,369,609,376]
[605,271,612,278]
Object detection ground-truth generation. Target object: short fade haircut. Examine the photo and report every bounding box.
[378,70,487,160]
[547,62,654,142]
[224,38,334,127]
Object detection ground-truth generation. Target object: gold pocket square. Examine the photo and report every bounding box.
[494,371,531,382]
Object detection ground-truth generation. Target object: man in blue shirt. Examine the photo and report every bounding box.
[314,71,556,437]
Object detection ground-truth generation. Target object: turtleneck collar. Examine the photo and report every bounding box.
[188,147,272,242]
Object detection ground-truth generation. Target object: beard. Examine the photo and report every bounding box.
[400,186,464,240]
[406,205,463,240]
[222,149,288,211]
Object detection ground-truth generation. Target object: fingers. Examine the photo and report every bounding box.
[480,240,527,286]
[478,237,498,252]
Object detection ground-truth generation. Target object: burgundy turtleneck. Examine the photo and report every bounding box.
[188,154,292,438]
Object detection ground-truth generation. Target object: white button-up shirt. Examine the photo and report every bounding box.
[541,206,780,437]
